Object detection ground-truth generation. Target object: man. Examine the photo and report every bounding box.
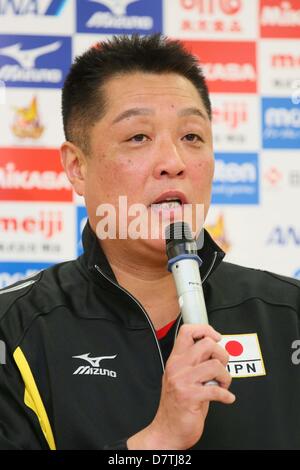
[0,34,299,450]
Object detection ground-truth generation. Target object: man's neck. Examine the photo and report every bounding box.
[101,241,180,330]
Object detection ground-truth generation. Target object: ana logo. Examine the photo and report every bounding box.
[72,353,118,377]
[77,0,161,34]
[260,0,300,38]
[212,153,259,204]
[266,226,300,246]
[220,334,266,378]
[0,35,71,88]
[11,95,44,139]
[0,0,67,16]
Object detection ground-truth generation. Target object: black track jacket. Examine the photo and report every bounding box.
[0,222,300,450]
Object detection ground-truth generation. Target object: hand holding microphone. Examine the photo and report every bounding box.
[127,221,235,450]
[165,221,218,386]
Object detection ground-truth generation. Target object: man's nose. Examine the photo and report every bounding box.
[153,139,186,179]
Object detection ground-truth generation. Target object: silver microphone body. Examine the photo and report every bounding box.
[165,222,218,386]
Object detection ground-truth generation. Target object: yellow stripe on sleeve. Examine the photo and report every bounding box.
[13,346,56,450]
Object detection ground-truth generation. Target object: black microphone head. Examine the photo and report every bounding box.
[165,222,193,245]
[165,222,197,259]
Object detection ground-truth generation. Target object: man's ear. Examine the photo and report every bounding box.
[60,141,87,196]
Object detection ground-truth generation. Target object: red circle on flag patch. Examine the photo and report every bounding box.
[225,340,244,357]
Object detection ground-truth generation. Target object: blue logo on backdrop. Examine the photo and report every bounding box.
[212,153,259,205]
[0,35,71,88]
[294,269,300,280]
[262,98,300,149]
[0,0,67,16]
[76,0,162,34]
[0,262,51,289]
[77,206,88,256]
[266,226,300,246]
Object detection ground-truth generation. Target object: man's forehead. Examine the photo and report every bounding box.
[112,106,208,125]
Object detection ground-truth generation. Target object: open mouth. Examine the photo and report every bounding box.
[151,198,183,210]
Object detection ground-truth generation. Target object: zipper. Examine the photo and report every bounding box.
[173,251,219,344]
[94,264,165,373]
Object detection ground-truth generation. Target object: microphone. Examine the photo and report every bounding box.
[165,221,218,386]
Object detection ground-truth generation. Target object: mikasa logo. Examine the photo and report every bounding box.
[72,353,118,378]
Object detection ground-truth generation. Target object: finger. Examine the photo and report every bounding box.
[195,359,232,389]
[190,337,230,367]
[191,384,236,408]
[172,324,221,355]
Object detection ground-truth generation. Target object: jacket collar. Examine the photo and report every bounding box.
[81,221,225,285]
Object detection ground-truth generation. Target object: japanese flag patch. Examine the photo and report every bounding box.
[219,333,266,378]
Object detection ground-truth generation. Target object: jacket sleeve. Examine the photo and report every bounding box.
[0,341,50,450]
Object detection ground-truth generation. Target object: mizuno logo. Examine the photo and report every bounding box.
[72,352,118,377]
[89,0,139,16]
[0,41,61,68]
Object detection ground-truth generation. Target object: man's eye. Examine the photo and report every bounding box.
[128,134,148,143]
[183,133,203,143]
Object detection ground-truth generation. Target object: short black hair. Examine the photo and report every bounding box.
[62,34,211,154]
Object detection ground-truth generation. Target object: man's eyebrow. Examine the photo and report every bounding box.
[177,107,207,120]
[112,108,154,124]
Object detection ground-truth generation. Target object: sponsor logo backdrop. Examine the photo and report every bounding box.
[0,0,299,286]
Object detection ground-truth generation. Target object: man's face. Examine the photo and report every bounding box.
[82,72,214,253]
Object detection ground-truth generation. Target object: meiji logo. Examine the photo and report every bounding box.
[212,153,258,204]
[72,353,118,378]
[260,0,300,38]
[0,0,67,16]
[212,101,248,129]
[0,35,71,88]
[220,334,266,378]
[184,41,256,92]
[180,0,241,15]
[214,159,256,183]
[0,148,72,201]
[271,53,300,68]
[81,0,156,31]
[0,211,63,238]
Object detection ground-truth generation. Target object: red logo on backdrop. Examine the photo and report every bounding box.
[181,0,241,15]
[260,0,300,38]
[212,101,248,128]
[180,0,243,33]
[183,41,256,92]
[271,53,300,68]
[0,148,72,202]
